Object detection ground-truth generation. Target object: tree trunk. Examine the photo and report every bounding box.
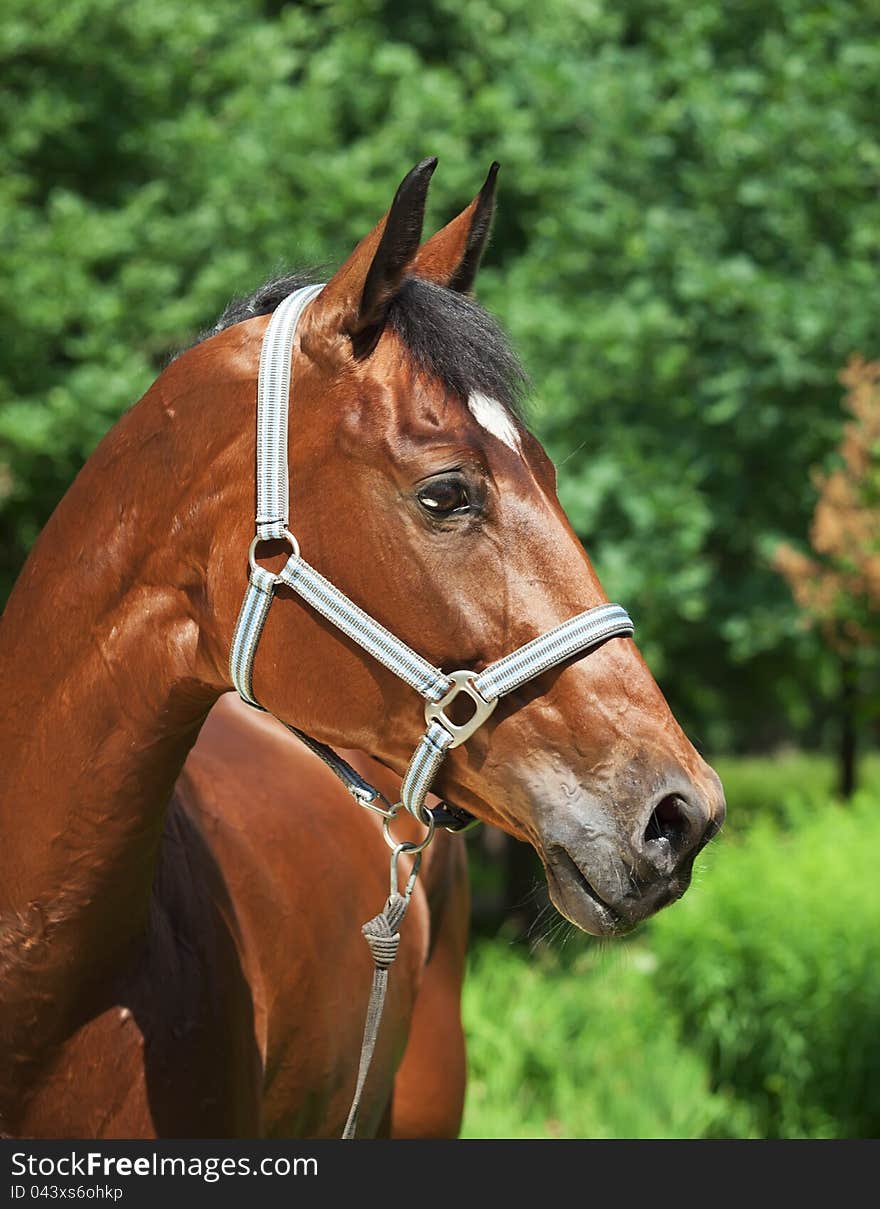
[839,656,858,799]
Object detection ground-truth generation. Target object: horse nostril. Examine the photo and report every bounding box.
[644,794,692,850]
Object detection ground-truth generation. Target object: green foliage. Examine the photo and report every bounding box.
[463,777,880,1138]
[3,0,879,750]
[461,938,748,1138]
[647,787,880,1137]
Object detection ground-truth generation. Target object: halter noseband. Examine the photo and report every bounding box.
[230,283,634,830]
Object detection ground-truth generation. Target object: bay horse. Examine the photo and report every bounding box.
[0,159,725,1138]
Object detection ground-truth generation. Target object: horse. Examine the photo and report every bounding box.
[0,158,725,1137]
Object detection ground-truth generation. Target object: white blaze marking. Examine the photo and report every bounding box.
[467,391,522,453]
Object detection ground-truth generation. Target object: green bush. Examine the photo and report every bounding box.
[461,939,750,1138]
[462,775,880,1138]
[648,788,880,1137]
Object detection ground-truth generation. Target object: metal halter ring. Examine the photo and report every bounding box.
[425,670,498,748]
[248,528,301,581]
[382,806,435,856]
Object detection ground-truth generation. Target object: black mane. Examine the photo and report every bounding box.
[197,270,529,422]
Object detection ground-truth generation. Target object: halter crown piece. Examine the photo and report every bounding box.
[229,284,635,1136]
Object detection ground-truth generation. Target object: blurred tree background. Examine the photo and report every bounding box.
[2,0,879,1138]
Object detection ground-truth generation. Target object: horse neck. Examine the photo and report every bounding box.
[0,347,250,1027]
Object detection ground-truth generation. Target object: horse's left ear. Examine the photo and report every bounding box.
[306,157,437,358]
[411,162,499,293]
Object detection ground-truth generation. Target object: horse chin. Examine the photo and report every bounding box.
[542,849,633,938]
[542,842,693,937]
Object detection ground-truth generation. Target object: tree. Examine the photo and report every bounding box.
[775,356,880,795]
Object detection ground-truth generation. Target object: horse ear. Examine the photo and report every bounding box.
[411,162,499,293]
[308,157,437,357]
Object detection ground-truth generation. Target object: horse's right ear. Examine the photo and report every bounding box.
[411,162,499,293]
[305,158,437,358]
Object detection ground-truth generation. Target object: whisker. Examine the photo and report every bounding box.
[553,441,587,470]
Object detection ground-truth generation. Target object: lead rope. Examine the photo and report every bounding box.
[229,284,635,1137]
[343,896,407,1140]
[342,849,423,1139]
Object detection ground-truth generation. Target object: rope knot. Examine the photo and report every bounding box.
[361,894,408,970]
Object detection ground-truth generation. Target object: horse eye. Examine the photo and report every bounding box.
[417,477,471,518]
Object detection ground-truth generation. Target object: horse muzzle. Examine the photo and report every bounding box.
[538,771,726,936]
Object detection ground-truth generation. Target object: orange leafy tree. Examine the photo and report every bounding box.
[774,356,880,796]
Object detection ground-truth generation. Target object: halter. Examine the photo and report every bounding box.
[229,284,634,1135]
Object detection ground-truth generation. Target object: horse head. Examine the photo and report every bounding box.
[197,159,725,936]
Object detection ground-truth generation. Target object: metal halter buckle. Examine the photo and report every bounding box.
[424,670,498,748]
